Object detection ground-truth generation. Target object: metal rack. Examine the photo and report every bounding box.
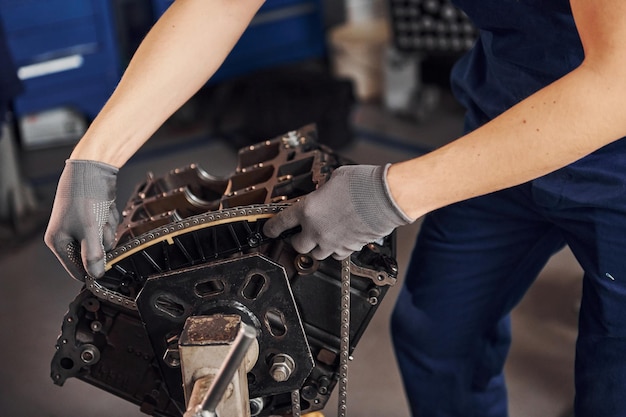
[384,0,478,119]
[389,0,477,55]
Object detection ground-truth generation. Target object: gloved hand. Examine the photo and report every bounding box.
[44,159,120,281]
[263,164,413,260]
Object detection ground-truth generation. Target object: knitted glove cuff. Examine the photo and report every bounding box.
[58,159,118,199]
[349,164,413,234]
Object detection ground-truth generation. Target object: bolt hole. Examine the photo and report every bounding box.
[60,357,74,370]
[298,255,313,269]
[295,254,318,274]
[195,279,225,298]
[242,273,267,300]
[154,295,185,318]
[82,298,100,312]
[265,308,287,337]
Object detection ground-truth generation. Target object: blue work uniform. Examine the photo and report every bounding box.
[391,1,626,416]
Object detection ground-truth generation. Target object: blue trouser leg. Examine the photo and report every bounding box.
[532,171,626,417]
[393,154,626,416]
[392,184,566,417]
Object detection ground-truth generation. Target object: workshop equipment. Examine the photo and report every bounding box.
[51,125,399,416]
[0,0,120,121]
[0,114,39,236]
[18,106,87,149]
[179,315,258,417]
[384,0,478,119]
[389,0,477,54]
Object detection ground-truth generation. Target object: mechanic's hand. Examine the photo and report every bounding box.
[263,164,413,260]
[44,160,119,281]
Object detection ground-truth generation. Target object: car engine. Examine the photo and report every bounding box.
[50,125,398,417]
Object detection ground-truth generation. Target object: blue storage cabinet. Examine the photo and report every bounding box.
[0,0,326,120]
[152,0,327,83]
[0,0,121,119]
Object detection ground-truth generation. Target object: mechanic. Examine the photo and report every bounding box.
[45,0,626,415]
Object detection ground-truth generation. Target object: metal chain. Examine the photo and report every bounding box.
[338,257,351,417]
[290,257,351,417]
[87,203,354,417]
[291,389,301,417]
[85,204,287,310]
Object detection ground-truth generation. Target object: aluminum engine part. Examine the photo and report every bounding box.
[51,125,398,416]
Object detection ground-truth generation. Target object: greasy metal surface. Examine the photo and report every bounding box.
[51,126,399,417]
[136,254,315,405]
[184,376,218,417]
[115,124,339,243]
[88,205,285,310]
[180,313,246,346]
[51,289,182,416]
[179,315,260,417]
[180,317,257,417]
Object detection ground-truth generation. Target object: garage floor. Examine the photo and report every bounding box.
[0,83,581,417]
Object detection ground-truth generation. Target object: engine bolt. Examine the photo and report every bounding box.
[90,321,102,332]
[249,397,264,416]
[80,345,100,365]
[269,354,295,382]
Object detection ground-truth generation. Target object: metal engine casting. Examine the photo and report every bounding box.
[51,125,398,416]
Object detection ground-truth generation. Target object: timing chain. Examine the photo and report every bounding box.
[290,257,351,417]
[338,256,351,417]
[85,203,353,417]
[84,204,287,311]
[291,390,301,417]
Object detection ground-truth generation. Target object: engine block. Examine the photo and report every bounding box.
[51,125,398,416]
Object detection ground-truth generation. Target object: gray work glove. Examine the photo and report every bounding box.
[263,164,413,260]
[44,160,119,281]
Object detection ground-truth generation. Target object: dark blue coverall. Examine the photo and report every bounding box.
[391,1,626,415]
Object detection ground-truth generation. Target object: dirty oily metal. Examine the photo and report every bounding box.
[51,125,399,417]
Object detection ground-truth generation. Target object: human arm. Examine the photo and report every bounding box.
[45,0,264,280]
[387,0,626,219]
[71,0,265,167]
[265,0,626,256]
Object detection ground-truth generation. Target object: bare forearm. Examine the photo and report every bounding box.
[388,62,626,219]
[71,0,264,167]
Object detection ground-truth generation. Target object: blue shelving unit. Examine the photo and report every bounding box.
[0,0,121,120]
[0,0,327,120]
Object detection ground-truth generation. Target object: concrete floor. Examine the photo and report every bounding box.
[0,85,582,417]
